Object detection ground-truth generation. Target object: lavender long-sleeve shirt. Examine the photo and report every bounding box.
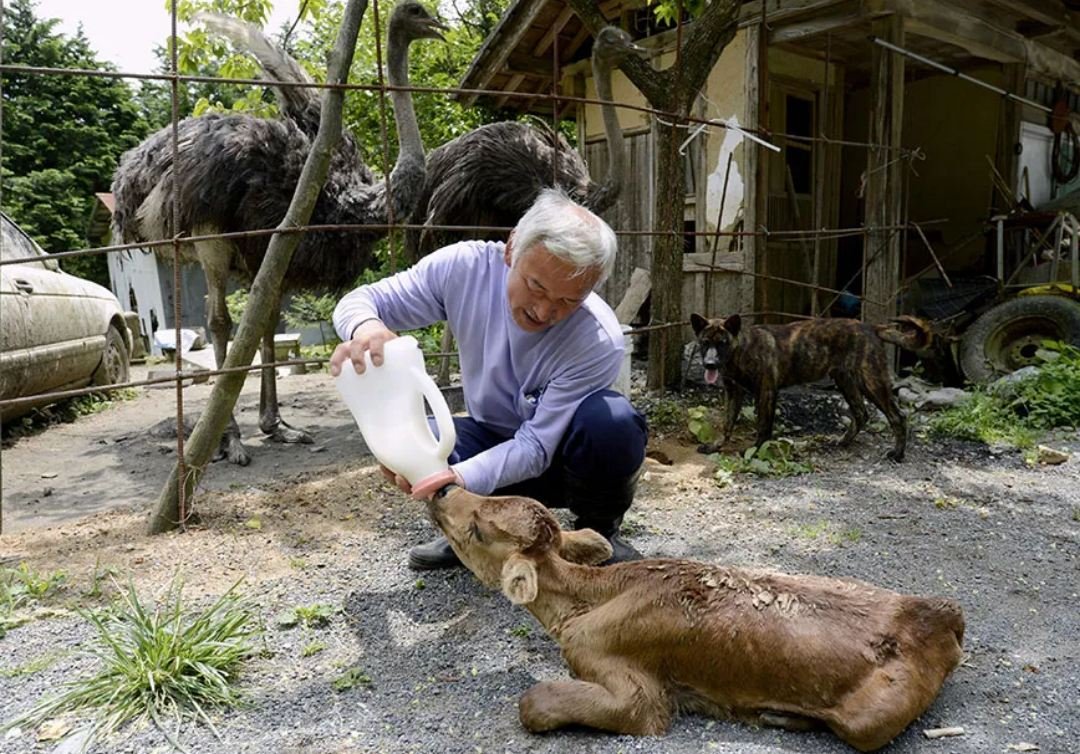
[333,240,623,495]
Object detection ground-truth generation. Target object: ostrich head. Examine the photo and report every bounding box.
[593,26,648,68]
[388,1,448,46]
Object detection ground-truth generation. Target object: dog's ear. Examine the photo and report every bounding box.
[723,314,742,338]
[690,313,709,335]
[501,553,539,605]
[558,528,613,565]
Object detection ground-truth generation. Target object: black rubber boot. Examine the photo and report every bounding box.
[565,467,644,565]
[408,535,462,571]
[575,515,642,564]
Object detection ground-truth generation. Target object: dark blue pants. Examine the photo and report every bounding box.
[443,389,647,520]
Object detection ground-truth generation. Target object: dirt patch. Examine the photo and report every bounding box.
[1,369,1078,754]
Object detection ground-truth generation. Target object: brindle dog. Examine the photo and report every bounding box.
[690,313,909,461]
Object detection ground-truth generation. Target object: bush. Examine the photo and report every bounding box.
[928,342,1080,447]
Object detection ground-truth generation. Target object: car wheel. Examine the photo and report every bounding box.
[92,325,131,388]
[959,295,1080,383]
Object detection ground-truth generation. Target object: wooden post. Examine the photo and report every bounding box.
[742,22,767,320]
[862,15,905,325]
[995,62,1025,212]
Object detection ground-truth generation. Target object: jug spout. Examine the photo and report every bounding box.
[335,335,457,489]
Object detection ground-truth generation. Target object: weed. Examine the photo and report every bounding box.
[85,560,119,599]
[1072,507,1080,523]
[0,579,258,748]
[928,392,1036,448]
[709,439,812,485]
[687,405,718,445]
[1,564,67,636]
[301,641,327,658]
[288,557,308,570]
[645,398,684,433]
[292,603,336,629]
[414,579,426,591]
[789,521,860,546]
[929,343,1080,448]
[934,496,963,510]
[509,624,531,638]
[332,667,371,692]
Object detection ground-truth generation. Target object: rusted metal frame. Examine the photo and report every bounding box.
[705,153,735,316]
[3,61,925,156]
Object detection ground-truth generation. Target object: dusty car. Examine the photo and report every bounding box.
[0,211,132,421]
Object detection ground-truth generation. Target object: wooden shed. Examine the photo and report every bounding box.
[459,0,1080,330]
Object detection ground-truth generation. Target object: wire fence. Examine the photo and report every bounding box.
[0,0,931,532]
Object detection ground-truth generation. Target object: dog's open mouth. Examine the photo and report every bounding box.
[704,368,720,385]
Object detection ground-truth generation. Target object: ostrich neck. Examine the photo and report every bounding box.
[387,35,424,171]
[589,52,625,212]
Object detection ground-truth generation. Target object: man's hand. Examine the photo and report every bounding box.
[329,319,397,376]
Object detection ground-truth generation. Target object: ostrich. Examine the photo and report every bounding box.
[111,1,445,465]
[405,26,647,257]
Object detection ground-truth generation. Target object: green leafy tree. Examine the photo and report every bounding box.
[1,0,149,284]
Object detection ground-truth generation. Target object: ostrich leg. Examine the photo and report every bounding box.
[197,239,251,466]
[259,292,313,444]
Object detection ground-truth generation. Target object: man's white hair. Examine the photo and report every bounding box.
[509,188,617,287]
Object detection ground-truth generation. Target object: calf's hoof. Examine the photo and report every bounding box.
[518,685,563,732]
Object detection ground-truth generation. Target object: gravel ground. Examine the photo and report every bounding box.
[1,375,1078,754]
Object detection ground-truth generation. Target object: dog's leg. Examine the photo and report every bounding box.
[860,374,907,462]
[519,676,670,735]
[833,372,869,446]
[754,381,777,447]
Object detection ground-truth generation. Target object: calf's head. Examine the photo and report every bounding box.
[427,487,611,604]
[690,312,741,385]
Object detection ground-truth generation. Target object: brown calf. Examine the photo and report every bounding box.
[428,487,965,751]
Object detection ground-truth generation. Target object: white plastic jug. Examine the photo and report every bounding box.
[336,335,457,494]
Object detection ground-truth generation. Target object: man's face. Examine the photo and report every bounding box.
[504,241,600,333]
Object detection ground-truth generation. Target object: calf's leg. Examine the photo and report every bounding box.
[519,678,669,735]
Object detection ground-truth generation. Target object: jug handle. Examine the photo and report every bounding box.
[415,367,457,460]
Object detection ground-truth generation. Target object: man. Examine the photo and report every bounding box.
[330,189,648,569]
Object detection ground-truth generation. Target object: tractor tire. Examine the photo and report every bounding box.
[92,324,131,388]
[959,295,1080,383]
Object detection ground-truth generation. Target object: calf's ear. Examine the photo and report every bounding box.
[501,554,539,605]
[558,529,613,565]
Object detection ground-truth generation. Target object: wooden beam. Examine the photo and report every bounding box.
[458,0,548,105]
[979,0,1070,28]
[769,10,867,45]
[738,0,848,28]
[863,15,905,326]
[889,0,1080,84]
[533,6,575,56]
[564,24,593,59]
[495,73,527,108]
[743,19,766,317]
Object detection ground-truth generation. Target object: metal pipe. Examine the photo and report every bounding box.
[870,36,1052,114]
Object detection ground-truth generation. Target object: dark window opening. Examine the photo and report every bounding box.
[683,220,696,254]
[785,95,813,138]
[785,148,812,195]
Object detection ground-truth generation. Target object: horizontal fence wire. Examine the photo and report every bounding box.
[0,1,934,530]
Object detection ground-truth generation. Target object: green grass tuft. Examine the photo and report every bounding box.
[1,579,259,748]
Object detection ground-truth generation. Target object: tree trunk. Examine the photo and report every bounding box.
[648,117,687,389]
[148,0,372,534]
